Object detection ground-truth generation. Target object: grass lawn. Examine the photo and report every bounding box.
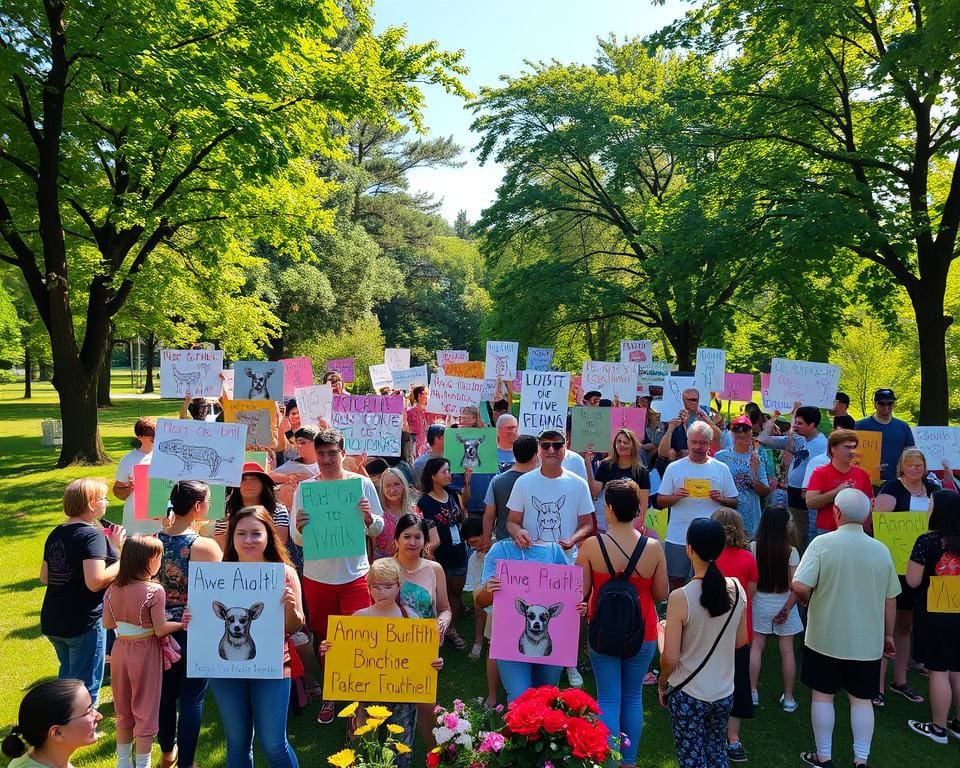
[0,377,945,767]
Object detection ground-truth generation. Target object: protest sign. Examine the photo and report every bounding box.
[518,371,570,433]
[390,365,429,392]
[637,361,673,397]
[187,562,286,679]
[281,357,314,397]
[331,395,403,456]
[511,369,523,394]
[526,347,555,372]
[134,464,226,522]
[490,560,583,667]
[294,383,333,428]
[570,407,609,451]
[223,400,276,449]
[159,349,223,398]
[582,361,639,402]
[684,478,712,498]
[231,361,284,402]
[443,428,498,474]
[695,348,727,391]
[760,372,793,412]
[427,374,488,416]
[436,350,469,369]
[852,430,882,484]
[323,615,440,703]
[368,364,393,391]
[298,478,366,559]
[384,348,411,372]
[620,340,652,364]
[244,451,269,468]
[719,373,755,402]
[928,576,960,613]
[644,508,668,542]
[325,358,356,384]
[912,426,960,467]
[609,407,647,439]
[485,341,519,380]
[657,375,710,420]
[766,358,840,409]
[873,513,929,575]
[443,361,485,379]
[150,419,246,487]
[220,369,234,399]
[570,375,583,406]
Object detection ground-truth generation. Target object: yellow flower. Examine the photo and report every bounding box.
[386,724,405,735]
[353,723,375,737]
[394,743,412,754]
[327,748,356,768]
[338,703,359,718]
[366,718,386,730]
[365,705,393,719]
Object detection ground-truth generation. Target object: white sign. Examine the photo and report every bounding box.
[767,358,840,409]
[581,360,639,402]
[389,365,429,392]
[526,347,555,372]
[436,350,469,368]
[159,349,223,398]
[518,371,571,434]
[484,341,519,380]
[294,383,333,427]
[150,418,247,487]
[913,427,960,468]
[187,562,286,679]
[384,348,411,372]
[695,348,727,391]
[232,361,284,402]
[620,340,652,364]
[368,364,394,391]
[636,362,674,397]
[220,369,234,399]
[655,375,711,419]
[427,374,490,415]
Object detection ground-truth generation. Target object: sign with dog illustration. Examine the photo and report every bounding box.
[149,419,247,487]
[490,560,582,667]
[186,562,286,678]
[443,428,498,475]
[159,349,224,398]
[222,400,277,450]
[484,340,519,381]
[231,360,285,402]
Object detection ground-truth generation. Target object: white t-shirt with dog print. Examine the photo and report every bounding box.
[506,467,594,563]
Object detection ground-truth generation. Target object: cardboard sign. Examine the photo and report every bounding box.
[760,372,792,412]
[570,375,583,406]
[610,407,647,439]
[873,512,928,575]
[427,374,487,415]
[912,427,960,468]
[443,361,485,379]
[928,576,960,613]
[620,340,652,364]
[150,419,246,487]
[766,358,839,410]
[384,348,411,372]
[244,450,269,467]
[695,348,726,391]
[637,362,673,397]
[443,427,498,474]
[390,365,429,393]
[326,358,356,384]
[436,350,469,368]
[570,407,610,451]
[644,508,668,541]
[299,478,366,559]
[526,347,554,372]
[323,615,439,703]
[331,394,403,457]
[719,373,754,402]
[220,369,234,399]
[582,361,639,402]
[657,375,710,420]
[684,478,712,498]
[223,400,277,449]
[490,560,583,667]
[294,383,333,428]
[281,357,314,397]
[134,463,225,521]
[159,349,224,399]
[484,341,519,380]
[518,371,570,434]
[231,361,284,402]
[852,430,882,484]
[368,363,393,391]
[187,562,286,679]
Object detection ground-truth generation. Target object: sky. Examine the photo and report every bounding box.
[373,0,691,225]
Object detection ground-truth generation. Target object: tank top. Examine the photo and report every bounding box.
[399,560,437,619]
[588,571,658,642]
[157,530,197,621]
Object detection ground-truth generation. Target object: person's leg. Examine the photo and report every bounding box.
[587,650,621,755]
[617,640,656,765]
[926,670,951,727]
[531,664,563,688]
[891,609,916,689]
[70,620,106,706]
[176,667,209,766]
[666,690,707,768]
[705,695,735,768]
[415,703,436,748]
[810,691,835,763]
[497,660,534,703]
[472,603,486,656]
[210,678,254,768]
[445,573,466,644]
[250,678,298,768]
[665,543,692,593]
[848,694,874,766]
[157,644,182,761]
[749,634,766,695]
[388,703,416,768]
[779,634,797,702]
[47,635,72,682]
[485,657,500,708]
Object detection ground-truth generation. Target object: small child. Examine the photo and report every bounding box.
[103,535,186,768]
[462,517,499,709]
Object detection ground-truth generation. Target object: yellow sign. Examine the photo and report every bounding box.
[444,361,485,379]
[684,478,712,499]
[323,615,439,703]
[873,513,928,575]
[928,576,960,613]
[852,431,882,484]
[223,399,277,450]
[644,508,668,541]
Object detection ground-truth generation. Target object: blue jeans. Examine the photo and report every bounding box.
[496,660,562,703]
[158,629,208,766]
[589,640,656,765]
[210,677,298,768]
[47,619,105,706]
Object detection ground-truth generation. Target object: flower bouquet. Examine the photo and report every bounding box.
[326,703,412,768]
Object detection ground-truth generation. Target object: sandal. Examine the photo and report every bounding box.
[799,752,834,767]
[160,747,178,768]
[469,642,483,660]
[446,631,467,650]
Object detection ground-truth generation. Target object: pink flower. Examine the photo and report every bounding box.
[478,732,505,753]
[444,713,460,729]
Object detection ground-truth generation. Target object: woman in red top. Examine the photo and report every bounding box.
[406,386,431,458]
[577,479,668,767]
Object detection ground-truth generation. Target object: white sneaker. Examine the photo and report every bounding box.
[751,689,759,706]
[566,666,583,688]
[780,694,798,713]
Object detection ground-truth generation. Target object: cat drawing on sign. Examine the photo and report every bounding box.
[234,411,268,445]
[533,496,565,542]
[173,363,209,395]
[158,440,233,478]
[494,354,510,379]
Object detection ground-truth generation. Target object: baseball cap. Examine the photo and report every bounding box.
[874,388,897,402]
[731,415,753,428]
[835,392,850,406]
[538,429,565,441]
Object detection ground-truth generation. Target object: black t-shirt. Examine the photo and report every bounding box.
[41,523,118,637]
[877,478,938,511]
[594,461,651,490]
[417,492,467,571]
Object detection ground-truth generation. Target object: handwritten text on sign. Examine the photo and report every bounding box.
[873,513,928,575]
[928,576,960,613]
[331,395,403,457]
[299,478,365,559]
[637,362,673,397]
[294,383,333,427]
[281,357,314,397]
[912,427,960,467]
[485,341,519,380]
[570,407,609,452]
[427,374,488,415]
[719,373,754,402]
[159,349,224,398]
[519,371,570,433]
[695,348,727,391]
[326,358,355,383]
[766,358,840,410]
[436,350,468,368]
[384,348,411,372]
[323,615,439,703]
[223,400,276,448]
[150,419,246,487]
[582,361,639,402]
[620,340,652,364]
[389,365,429,392]
[526,347,555,372]
[852,430,882,484]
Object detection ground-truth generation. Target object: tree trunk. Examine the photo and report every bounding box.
[664,321,698,372]
[23,347,32,399]
[912,292,951,425]
[142,333,156,394]
[53,351,109,466]
[97,336,114,408]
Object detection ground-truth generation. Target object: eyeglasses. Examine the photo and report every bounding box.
[65,704,97,722]
[539,441,565,451]
[876,400,894,407]
[731,426,751,433]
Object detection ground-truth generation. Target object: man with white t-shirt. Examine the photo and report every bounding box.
[656,421,739,590]
[112,417,158,535]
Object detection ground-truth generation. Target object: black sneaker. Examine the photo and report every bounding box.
[947,718,960,741]
[907,720,948,745]
[800,752,834,768]
[726,741,747,762]
[890,682,924,703]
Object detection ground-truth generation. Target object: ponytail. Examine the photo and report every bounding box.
[2,679,84,757]
[686,518,731,617]
[700,560,732,617]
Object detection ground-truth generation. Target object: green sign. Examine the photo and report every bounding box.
[570,407,608,452]
[299,478,366,559]
[443,428,498,475]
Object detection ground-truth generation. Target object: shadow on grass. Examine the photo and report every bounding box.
[4,624,42,641]
[0,577,43,594]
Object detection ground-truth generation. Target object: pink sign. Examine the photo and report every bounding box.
[133,464,151,520]
[326,358,355,383]
[282,357,314,397]
[610,407,647,438]
[719,373,754,402]
[332,394,404,414]
[491,560,583,667]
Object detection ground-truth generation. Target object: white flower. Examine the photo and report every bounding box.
[454,733,474,749]
[433,726,454,744]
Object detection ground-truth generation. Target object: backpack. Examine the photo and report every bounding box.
[588,533,647,658]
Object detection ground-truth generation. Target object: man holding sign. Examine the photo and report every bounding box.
[855,388,915,485]
[291,428,384,725]
[806,431,874,539]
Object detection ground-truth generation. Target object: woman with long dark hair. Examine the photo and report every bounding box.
[215,462,289,550]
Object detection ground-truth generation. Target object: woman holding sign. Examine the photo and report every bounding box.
[211,506,304,768]
[407,386,431,458]
[583,429,651,522]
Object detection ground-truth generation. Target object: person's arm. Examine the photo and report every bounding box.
[658,417,682,459]
[561,513,594,551]
[583,451,602,497]
[190,537,223,563]
[872,493,897,514]
[459,469,473,509]
[658,588,687,702]
[102,590,117,630]
[83,558,120,592]
[179,394,191,419]
[482,502,496,550]
[905,559,924,589]
[883,596,896,656]
[790,578,813,606]
[149,589,185,638]
[39,561,48,585]
[506,508,531,547]
[426,526,441,560]
[282,566,306,634]
[655,485,690,508]
[575,543,593,601]
[113,478,133,501]
[650,542,669,602]
[432,561,453,634]
[806,481,851,510]
[734,598,749,648]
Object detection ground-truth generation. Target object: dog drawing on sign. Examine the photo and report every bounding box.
[493,354,510,379]
[157,440,233,478]
[234,410,268,445]
[457,434,485,470]
[244,367,275,400]
[515,598,562,657]
[213,601,263,661]
[172,363,209,395]
[532,495,565,542]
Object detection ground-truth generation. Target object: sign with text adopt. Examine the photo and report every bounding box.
[912,426,960,467]
[299,478,366,559]
[485,341,519,380]
[281,357,314,397]
[620,340,652,364]
[766,358,840,410]
[159,349,224,398]
[695,348,727,392]
[518,371,570,434]
[150,419,246,487]
[582,361,639,402]
[331,395,403,457]
[526,347,554,372]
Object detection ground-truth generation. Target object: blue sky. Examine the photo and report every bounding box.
[373,1,691,224]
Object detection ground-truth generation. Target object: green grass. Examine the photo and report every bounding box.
[0,378,946,767]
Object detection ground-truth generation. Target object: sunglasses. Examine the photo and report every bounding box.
[731,425,751,433]
[876,400,894,406]
[539,441,565,451]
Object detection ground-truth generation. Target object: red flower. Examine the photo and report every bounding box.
[514,685,561,708]
[558,688,600,715]
[566,716,610,761]
[541,708,568,733]
[426,750,441,768]
[504,700,543,738]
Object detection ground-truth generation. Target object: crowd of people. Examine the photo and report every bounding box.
[6,373,960,768]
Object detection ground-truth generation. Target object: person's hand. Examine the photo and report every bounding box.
[282,584,297,612]
[680,411,689,426]
[575,600,588,617]
[106,524,126,549]
[773,608,788,625]
[296,510,309,532]
[512,528,532,548]
[833,480,854,494]
[943,459,951,471]
[431,657,445,670]
[668,416,682,429]
[749,453,760,471]
[318,640,330,656]
[479,535,493,553]
[464,467,474,482]
[674,487,690,499]
[437,617,449,638]
[318,417,330,430]
[582,449,594,465]
[708,490,723,502]
[772,410,782,419]
[883,634,896,658]
[181,608,192,630]
[792,401,802,413]
[278,413,291,434]
[484,576,501,593]
[558,537,574,550]
[358,497,373,526]
[657,686,668,708]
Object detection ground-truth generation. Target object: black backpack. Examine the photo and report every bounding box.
[588,533,647,658]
